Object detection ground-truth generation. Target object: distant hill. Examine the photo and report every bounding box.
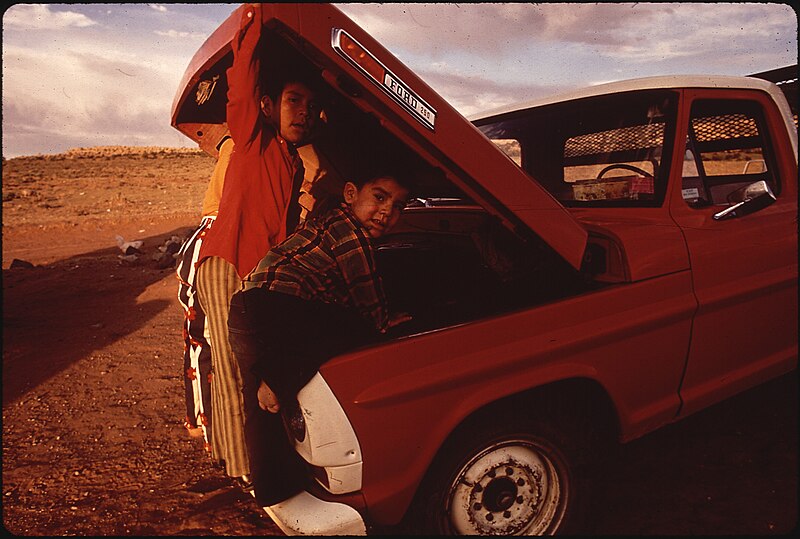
[5,146,205,161]
[2,145,216,231]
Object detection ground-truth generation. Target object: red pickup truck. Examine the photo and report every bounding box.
[172,4,797,535]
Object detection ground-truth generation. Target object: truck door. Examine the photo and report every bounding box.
[669,89,798,415]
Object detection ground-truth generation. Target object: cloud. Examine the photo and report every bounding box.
[3,4,97,30]
[338,2,796,100]
[3,98,192,156]
[340,4,541,60]
[1,42,190,157]
[413,63,574,117]
[1,4,239,157]
[3,3,796,158]
[154,29,206,40]
[340,3,796,64]
[558,3,796,63]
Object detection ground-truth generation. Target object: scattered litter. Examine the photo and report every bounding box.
[152,235,185,269]
[158,235,183,255]
[115,235,143,255]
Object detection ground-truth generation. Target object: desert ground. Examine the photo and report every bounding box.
[2,147,797,535]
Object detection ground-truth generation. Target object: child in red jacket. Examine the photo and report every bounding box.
[194,3,326,485]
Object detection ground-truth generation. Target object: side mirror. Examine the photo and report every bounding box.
[712,180,776,220]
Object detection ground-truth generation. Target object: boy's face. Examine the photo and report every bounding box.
[343,177,410,239]
[261,82,320,145]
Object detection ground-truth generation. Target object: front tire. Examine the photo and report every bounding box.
[409,421,586,535]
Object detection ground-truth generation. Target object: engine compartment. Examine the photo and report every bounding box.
[175,23,604,339]
[377,206,601,339]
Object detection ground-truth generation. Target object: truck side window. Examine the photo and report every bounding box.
[490,139,522,166]
[562,123,663,203]
[476,89,678,208]
[682,99,778,207]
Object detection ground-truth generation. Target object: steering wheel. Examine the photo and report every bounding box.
[596,163,654,180]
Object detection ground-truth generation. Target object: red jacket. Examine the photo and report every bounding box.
[198,4,301,278]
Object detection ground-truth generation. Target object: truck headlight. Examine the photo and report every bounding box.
[282,400,307,443]
[293,373,363,494]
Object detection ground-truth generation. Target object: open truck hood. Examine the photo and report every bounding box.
[170,3,587,270]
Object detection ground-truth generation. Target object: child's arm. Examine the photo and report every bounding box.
[225,4,264,149]
[330,221,390,332]
[257,380,281,413]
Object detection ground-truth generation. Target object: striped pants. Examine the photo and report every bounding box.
[195,255,250,479]
[176,216,215,448]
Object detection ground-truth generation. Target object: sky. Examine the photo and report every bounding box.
[1,2,797,158]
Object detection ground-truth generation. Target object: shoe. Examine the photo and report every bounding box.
[186,426,205,438]
[183,419,205,439]
[235,474,255,494]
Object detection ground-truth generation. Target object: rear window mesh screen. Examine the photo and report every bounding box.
[692,114,759,142]
[565,123,664,158]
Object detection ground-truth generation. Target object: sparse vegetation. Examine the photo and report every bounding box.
[5,146,207,161]
[1,145,796,536]
[2,146,216,231]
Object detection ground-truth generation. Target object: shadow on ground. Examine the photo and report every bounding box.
[2,227,193,406]
[590,372,798,534]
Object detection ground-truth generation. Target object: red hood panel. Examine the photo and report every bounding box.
[171,3,587,269]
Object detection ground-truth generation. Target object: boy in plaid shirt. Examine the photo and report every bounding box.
[228,169,412,508]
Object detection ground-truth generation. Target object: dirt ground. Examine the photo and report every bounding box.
[2,148,797,535]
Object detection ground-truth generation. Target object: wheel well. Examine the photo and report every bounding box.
[460,378,621,448]
[398,378,621,533]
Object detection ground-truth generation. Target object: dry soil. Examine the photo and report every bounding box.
[1,147,796,535]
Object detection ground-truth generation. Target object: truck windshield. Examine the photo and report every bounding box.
[475,89,679,207]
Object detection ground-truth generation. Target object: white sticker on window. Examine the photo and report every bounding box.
[682,188,700,199]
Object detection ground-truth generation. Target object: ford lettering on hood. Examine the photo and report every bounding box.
[171,3,588,271]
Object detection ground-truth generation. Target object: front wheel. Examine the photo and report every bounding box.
[409,422,586,535]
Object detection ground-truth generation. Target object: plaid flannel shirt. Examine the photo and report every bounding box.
[241,205,389,332]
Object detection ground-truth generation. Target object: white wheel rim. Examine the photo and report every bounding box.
[447,439,566,535]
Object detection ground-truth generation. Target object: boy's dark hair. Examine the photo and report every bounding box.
[259,34,326,104]
[349,165,414,194]
[349,140,416,192]
[262,64,325,104]
[307,163,415,223]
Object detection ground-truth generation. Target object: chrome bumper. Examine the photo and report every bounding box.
[263,491,366,536]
